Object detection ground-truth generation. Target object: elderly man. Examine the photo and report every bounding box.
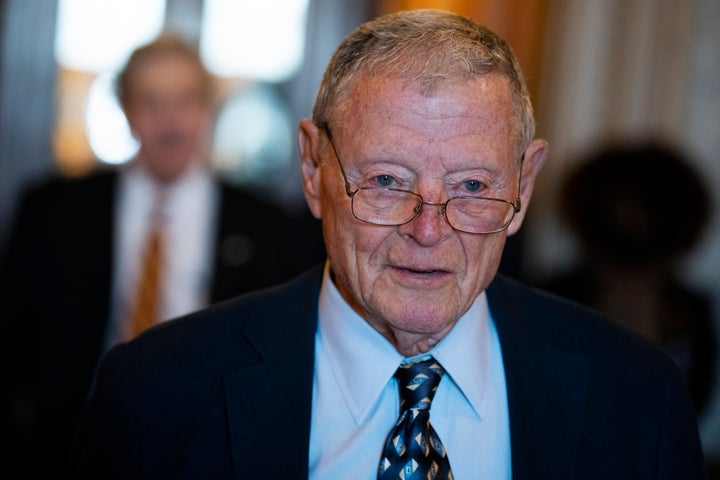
[68,9,703,479]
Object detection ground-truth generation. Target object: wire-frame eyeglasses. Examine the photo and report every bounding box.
[320,124,523,235]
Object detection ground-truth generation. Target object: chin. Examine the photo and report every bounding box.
[386,304,458,335]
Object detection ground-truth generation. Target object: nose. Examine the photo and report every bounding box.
[399,200,452,245]
[419,200,448,216]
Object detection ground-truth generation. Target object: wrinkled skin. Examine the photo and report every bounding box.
[299,74,548,356]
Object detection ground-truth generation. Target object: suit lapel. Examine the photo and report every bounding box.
[223,268,321,479]
[489,277,589,480]
[224,352,314,479]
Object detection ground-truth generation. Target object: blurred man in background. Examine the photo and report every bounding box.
[0,34,324,479]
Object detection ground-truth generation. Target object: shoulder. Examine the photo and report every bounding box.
[8,170,117,240]
[103,265,323,374]
[214,180,316,236]
[17,169,117,209]
[488,276,703,475]
[213,179,325,266]
[216,180,291,216]
[487,274,678,373]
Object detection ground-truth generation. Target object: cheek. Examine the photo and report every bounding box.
[130,115,164,140]
[321,203,376,267]
[318,183,354,261]
[320,195,392,283]
[181,109,210,133]
[461,234,507,289]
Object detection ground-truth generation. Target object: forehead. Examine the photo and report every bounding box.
[336,74,516,163]
[128,55,205,95]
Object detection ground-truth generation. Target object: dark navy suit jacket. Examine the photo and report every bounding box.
[68,265,704,479]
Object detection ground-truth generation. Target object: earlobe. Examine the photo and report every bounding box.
[298,119,323,219]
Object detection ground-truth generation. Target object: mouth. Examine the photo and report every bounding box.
[394,265,450,276]
[403,267,443,274]
[387,265,452,291]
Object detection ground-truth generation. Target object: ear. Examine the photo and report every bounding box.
[506,138,549,236]
[298,118,324,220]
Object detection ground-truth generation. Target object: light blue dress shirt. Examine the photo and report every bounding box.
[309,264,511,479]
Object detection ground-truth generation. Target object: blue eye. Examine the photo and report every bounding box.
[374,175,396,187]
[463,179,484,193]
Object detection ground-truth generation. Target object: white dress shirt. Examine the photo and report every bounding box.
[105,161,218,349]
[309,264,511,479]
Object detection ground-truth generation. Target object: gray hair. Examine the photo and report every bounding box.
[313,9,536,154]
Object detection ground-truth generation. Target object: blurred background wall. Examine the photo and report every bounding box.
[1,0,718,459]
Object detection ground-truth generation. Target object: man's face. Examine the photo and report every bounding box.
[300,74,546,356]
[123,55,211,182]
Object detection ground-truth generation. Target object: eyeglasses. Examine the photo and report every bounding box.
[321,125,522,234]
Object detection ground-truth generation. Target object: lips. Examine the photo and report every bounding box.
[405,268,442,274]
[387,265,452,291]
[395,265,449,275]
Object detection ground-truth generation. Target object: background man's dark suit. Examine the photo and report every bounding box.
[0,169,325,478]
[69,265,704,479]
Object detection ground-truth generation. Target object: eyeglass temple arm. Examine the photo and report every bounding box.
[512,153,525,213]
[318,122,356,197]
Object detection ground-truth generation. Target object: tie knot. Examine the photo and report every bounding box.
[150,188,169,226]
[395,358,445,412]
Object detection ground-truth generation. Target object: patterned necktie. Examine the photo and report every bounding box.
[378,358,454,480]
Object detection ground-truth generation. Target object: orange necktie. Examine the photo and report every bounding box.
[127,199,166,340]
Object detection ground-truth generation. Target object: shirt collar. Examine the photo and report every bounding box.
[431,290,493,419]
[122,160,213,219]
[317,263,492,424]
